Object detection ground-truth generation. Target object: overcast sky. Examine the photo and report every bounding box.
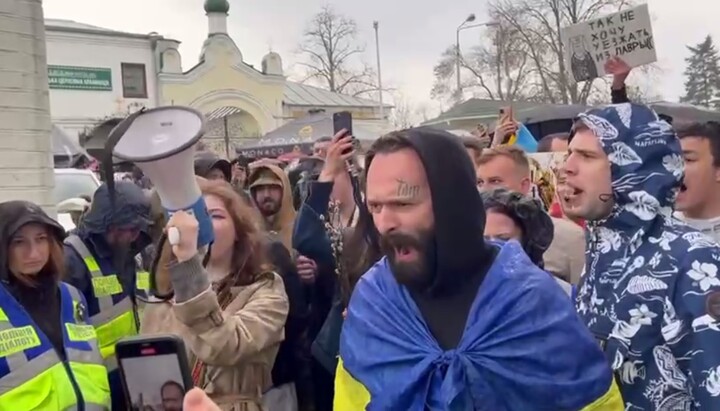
[43,0,720,116]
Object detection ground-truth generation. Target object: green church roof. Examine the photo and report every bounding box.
[204,0,229,14]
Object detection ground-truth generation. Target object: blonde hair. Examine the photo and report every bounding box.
[477,145,530,173]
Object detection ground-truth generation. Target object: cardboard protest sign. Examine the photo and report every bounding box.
[561,4,656,83]
[527,152,566,210]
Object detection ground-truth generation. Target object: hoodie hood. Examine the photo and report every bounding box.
[366,127,492,297]
[194,151,231,182]
[577,103,681,233]
[573,105,720,409]
[0,201,66,283]
[576,104,681,291]
[248,163,296,251]
[79,181,152,253]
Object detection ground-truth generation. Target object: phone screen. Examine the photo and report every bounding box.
[333,111,354,155]
[117,336,192,411]
[333,112,353,137]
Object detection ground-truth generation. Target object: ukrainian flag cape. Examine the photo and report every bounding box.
[336,241,623,411]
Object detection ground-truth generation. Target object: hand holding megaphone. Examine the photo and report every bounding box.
[106,106,214,300]
[184,388,222,411]
[166,210,199,263]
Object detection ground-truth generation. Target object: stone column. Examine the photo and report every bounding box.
[0,0,55,214]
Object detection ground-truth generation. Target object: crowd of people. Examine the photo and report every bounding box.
[4,62,720,411]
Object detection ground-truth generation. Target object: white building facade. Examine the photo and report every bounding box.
[45,19,163,142]
[44,1,391,155]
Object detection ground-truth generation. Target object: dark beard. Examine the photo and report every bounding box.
[380,229,435,291]
[258,200,280,216]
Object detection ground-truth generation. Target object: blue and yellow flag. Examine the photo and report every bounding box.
[335,241,624,411]
[505,123,538,152]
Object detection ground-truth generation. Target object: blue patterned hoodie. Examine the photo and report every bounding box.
[575,103,720,410]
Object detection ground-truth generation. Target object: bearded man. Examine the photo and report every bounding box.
[333,128,624,411]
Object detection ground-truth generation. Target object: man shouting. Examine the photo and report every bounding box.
[334,128,623,410]
[566,104,720,410]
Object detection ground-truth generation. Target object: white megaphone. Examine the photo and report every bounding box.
[108,106,214,248]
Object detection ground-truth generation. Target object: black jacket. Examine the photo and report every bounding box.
[266,235,310,387]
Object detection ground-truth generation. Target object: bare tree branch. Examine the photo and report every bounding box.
[390,93,416,129]
[482,0,631,104]
[431,14,534,105]
[295,5,379,98]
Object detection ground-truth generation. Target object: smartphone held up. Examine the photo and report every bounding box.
[498,106,518,145]
[333,111,355,155]
[116,335,193,411]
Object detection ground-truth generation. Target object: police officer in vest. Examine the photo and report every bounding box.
[63,181,152,410]
[0,200,110,410]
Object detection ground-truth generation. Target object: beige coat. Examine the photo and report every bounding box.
[140,273,289,411]
[544,217,586,284]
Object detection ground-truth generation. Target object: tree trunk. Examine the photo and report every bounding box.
[0,0,55,214]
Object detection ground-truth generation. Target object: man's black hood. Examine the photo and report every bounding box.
[366,127,492,297]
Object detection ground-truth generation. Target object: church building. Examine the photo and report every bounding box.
[46,0,390,157]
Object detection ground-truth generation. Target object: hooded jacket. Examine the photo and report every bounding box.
[0,201,67,356]
[574,103,720,410]
[248,163,296,252]
[65,182,152,300]
[389,127,495,349]
[63,181,152,411]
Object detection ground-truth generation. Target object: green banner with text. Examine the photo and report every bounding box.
[48,65,112,91]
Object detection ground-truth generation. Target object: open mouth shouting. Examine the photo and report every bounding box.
[563,185,584,206]
[394,246,418,262]
[676,182,689,204]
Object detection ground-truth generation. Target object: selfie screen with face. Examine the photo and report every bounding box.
[120,354,186,411]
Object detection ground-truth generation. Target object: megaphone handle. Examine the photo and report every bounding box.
[167,226,180,246]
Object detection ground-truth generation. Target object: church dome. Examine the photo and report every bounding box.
[262,51,283,76]
[204,0,229,14]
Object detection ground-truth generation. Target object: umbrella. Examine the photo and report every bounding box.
[237,112,389,158]
[277,151,308,162]
[516,104,588,140]
[649,101,720,124]
[446,129,476,138]
[262,111,385,143]
[52,125,92,167]
[516,104,588,124]
[52,125,85,156]
[237,112,330,158]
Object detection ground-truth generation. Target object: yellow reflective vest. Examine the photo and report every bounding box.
[334,358,626,411]
[65,235,147,372]
[0,281,110,410]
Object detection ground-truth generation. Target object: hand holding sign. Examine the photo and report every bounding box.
[604,56,632,89]
[561,4,656,83]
